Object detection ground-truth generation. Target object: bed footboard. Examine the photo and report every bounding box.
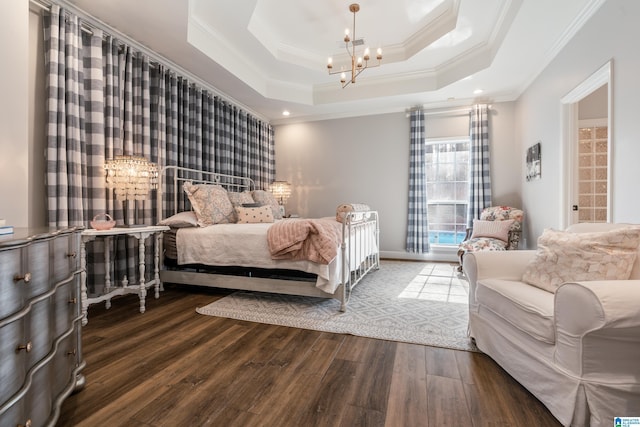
[340,210,380,311]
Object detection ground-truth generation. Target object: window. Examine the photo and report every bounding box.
[425,137,470,245]
[577,124,608,223]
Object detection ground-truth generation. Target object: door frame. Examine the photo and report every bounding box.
[560,60,612,228]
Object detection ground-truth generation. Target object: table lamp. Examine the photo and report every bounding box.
[104,155,158,227]
[269,180,292,216]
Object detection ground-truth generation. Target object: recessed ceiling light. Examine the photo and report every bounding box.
[473,89,483,94]
[282,110,290,116]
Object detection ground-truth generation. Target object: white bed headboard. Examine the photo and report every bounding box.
[158,165,256,219]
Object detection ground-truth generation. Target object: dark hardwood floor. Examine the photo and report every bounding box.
[58,285,562,426]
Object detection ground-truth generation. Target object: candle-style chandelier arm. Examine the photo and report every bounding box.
[325,3,382,88]
[327,55,382,86]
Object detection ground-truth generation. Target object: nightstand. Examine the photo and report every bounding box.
[80,225,169,325]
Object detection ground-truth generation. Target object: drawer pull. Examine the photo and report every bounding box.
[67,349,77,356]
[16,341,33,353]
[14,272,32,283]
[69,297,78,304]
[67,251,77,258]
[18,419,32,427]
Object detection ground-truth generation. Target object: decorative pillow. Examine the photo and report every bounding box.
[242,202,262,208]
[183,182,235,226]
[227,191,254,207]
[522,227,640,293]
[235,205,274,224]
[227,191,255,222]
[252,190,283,220]
[157,211,199,228]
[336,203,370,223]
[470,219,515,243]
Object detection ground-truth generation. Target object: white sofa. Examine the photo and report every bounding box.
[463,223,640,426]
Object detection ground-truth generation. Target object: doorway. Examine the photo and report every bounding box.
[560,61,612,228]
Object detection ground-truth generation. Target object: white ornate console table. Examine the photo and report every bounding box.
[80,225,169,325]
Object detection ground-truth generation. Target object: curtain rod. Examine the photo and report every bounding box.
[406,105,493,118]
[424,107,471,117]
[30,0,92,35]
[29,0,270,123]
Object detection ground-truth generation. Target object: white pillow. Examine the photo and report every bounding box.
[470,219,514,242]
[522,227,640,293]
[158,211,198,228]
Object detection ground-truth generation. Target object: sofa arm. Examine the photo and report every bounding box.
[463,250,537,284]
[554,280,640,382]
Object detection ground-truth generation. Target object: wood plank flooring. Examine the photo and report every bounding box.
[58,285,562,426]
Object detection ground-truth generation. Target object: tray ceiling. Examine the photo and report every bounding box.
[63,0,605,122]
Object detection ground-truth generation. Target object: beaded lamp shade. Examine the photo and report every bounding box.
[104,155,158,201]
[269,181,292,205]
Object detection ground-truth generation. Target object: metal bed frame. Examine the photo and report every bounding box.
[157,165,380,311]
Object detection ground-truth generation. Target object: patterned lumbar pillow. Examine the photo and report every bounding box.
[235,205,274,224]
[183,182,235,226]
[522,227,640,293]
[470,219,515,242]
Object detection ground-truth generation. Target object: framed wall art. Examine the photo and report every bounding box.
[526,141,541,181]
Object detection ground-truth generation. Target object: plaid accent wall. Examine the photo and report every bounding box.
[44,6,275,296]
[406,109,430,253]
[467,104,492,226]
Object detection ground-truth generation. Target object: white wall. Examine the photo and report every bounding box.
[274,101,520,258]
[0,0,30,227]
[29,6,47,227]
[516,0,640,246]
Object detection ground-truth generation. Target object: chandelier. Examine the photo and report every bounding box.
[326,3,382,88]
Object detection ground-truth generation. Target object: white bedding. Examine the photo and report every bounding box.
[176,220,341,293]
[175,217,378,294]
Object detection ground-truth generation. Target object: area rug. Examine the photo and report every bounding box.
[196,260,477,351]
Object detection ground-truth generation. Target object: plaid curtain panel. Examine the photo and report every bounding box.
[44,6,275,297]
[44,5,87,227]
[406,109,430,253]
[467,104,492,226]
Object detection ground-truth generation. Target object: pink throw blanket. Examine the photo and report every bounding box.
[267,218,342,264]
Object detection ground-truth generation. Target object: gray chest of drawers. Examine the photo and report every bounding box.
[0,227,86,427]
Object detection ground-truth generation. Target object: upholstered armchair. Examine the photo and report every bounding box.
[457,206,524,271]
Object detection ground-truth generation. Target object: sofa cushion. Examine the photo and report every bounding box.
[476,278,556,344]
[459,237,508,253]
[522,228,640,293]
[566,223,640,280]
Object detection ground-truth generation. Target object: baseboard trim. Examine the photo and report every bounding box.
[380,248,458,263]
